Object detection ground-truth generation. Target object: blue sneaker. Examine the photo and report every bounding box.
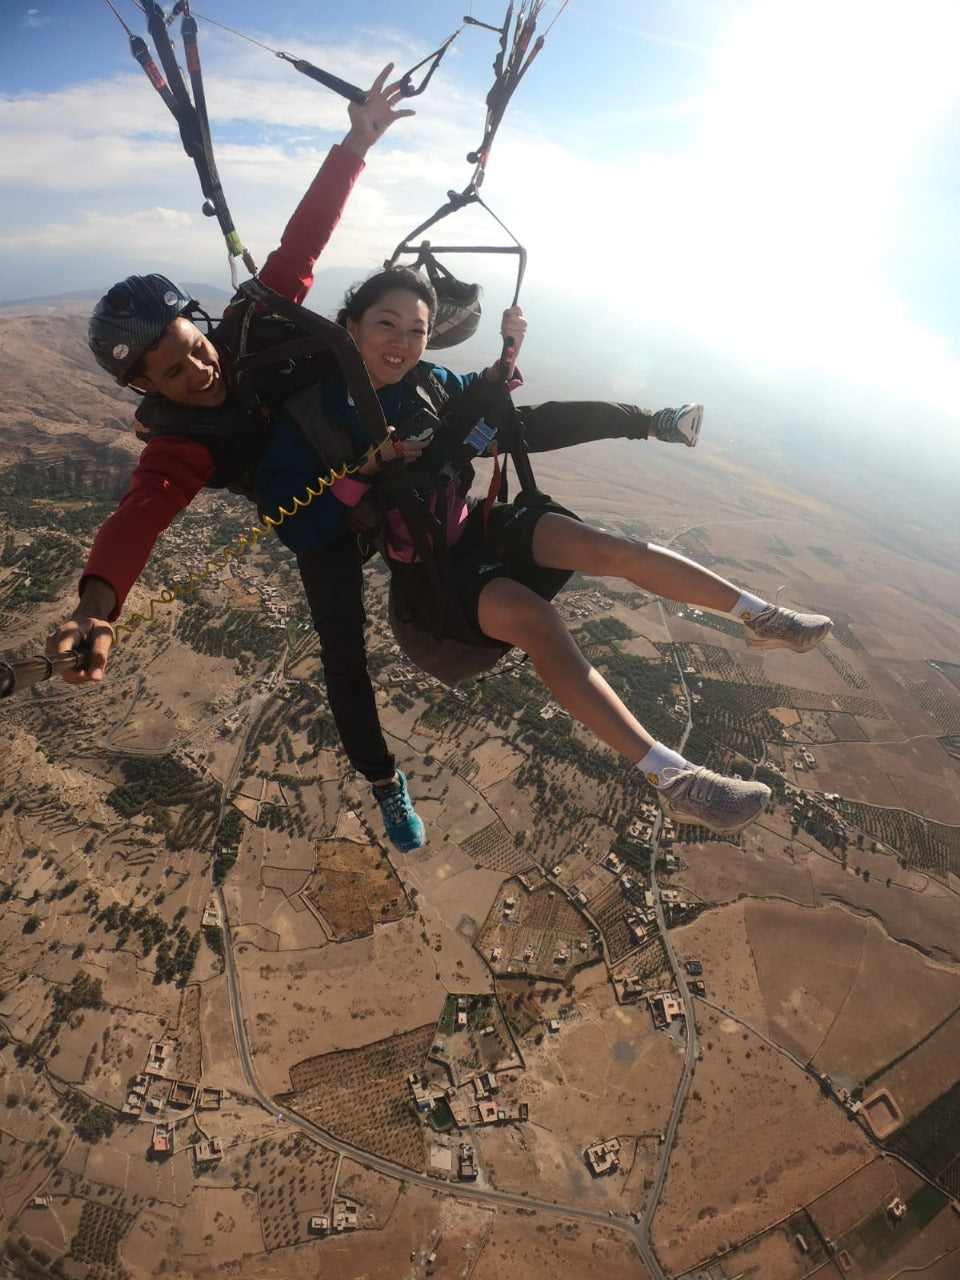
[653,403,703,448]
[373,771,425,852]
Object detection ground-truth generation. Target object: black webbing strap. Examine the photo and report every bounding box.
[132,2,254,270]
[237,278,390,449]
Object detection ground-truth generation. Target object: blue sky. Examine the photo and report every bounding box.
[2,1,959,449]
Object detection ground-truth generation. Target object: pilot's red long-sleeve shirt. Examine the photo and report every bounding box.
[81,143,365,617]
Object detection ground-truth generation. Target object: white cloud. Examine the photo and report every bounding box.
[21,8,51,30]
[4,206,194,251]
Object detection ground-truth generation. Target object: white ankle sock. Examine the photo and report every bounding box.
[637,742,688,788]
[731,590,769,622]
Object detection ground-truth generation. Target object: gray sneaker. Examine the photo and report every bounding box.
[653,403,703,448]
[744,604,832,653]
[657,765,770,835]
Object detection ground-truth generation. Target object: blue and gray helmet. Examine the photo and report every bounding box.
[88,274,196,384]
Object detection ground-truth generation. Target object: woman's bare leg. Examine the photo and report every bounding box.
[530,513,740,610]
[476,577,655,763]
[475,573,772,835]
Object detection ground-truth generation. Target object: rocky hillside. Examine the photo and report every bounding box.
[0,310,148,498]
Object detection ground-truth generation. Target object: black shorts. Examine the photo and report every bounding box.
[390,496,579,645]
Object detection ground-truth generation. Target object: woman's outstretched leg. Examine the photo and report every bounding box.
[477,577,769,835]
[530,515,831,653]
[478,577,655,762]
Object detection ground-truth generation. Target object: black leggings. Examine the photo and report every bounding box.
[297,532,393,785]
[519,400,653,451]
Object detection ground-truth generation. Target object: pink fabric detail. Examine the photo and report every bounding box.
[331,475,372,507]
[383,483,470,564]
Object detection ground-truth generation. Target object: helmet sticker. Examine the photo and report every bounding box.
[163,290,181,307]
[113,343,130,360]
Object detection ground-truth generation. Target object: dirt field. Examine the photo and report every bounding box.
[303,835,409,939]
[129,1179,653,1280]
[679,827,960,965]
[672,898,960,1091]
[703,1216,826,1280]
[749,900,960,1079]
[869,1006,960,1125]
[653,1003,875,1274]
[478,968,681,1211]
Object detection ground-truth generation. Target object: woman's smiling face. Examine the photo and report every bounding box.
[346,288,431,389]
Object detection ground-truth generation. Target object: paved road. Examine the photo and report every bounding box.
[631,607,698,1279]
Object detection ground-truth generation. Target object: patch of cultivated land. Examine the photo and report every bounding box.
[809,1161,960,1279]
[807,1156,917,1243]
[279,1024,434,1168]
[302,836,408,938]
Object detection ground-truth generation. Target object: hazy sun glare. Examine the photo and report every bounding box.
[517,1,960,415]
[688,0,960,395]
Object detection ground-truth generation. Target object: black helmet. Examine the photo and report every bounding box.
[427,277,483,350]
[88,274,196,384]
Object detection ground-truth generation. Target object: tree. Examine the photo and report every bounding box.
[75,1104,115,1143]
[202,925,224,959]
